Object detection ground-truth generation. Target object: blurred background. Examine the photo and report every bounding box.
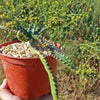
[0,0,100,100]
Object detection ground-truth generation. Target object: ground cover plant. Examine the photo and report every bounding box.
[0,0,100,100]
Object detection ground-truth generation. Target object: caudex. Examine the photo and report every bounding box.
[0,24,89,100]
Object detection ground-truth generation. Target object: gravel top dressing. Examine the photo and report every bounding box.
[0,41,51,58]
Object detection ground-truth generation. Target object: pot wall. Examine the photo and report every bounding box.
[0,41,57,99]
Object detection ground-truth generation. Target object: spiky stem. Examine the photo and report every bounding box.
[30,46,58,100]
[33,35,77,72]
[0,25,17,33]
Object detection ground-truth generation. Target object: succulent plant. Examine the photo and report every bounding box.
[15,24,77,100]
[0,24,89,100]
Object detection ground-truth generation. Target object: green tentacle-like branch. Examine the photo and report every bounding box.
[16,24,78,72]
[29,34,77,72]
[30,46,58,100]
[33,35,89,75]
[52,50,77,72]
[0,25,17,33]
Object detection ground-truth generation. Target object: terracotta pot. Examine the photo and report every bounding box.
[0,40,57,99]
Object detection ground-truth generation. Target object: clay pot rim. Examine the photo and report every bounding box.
[0,40,51,60]
[0,40,61,60]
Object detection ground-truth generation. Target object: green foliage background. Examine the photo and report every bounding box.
[0,0,100,79]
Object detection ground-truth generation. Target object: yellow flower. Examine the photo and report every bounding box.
[22,17,27,21]
[0,15,3,18]
[15,18,19,21]
[22,3,24,6]
[29,10,33,14]
[33,1,35,5]
[89,8,92,11]
[11,5,14,8]
[22,14,24,17]
[79,9,81,12]
[55,1,58,4]
[67,17,69,20]
[2,12,6,17]
[63,12,66,16]
[55,11,57,15]
[58,95,61,98]
[19,16,21,18]
[96,27,99,30]
[43,1,46,4]
[23,10,26,13]
[13,8,15,12]
[86,15,88,18]
[72,16,74,20]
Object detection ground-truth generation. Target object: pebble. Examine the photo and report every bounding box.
[0,41,51,58]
